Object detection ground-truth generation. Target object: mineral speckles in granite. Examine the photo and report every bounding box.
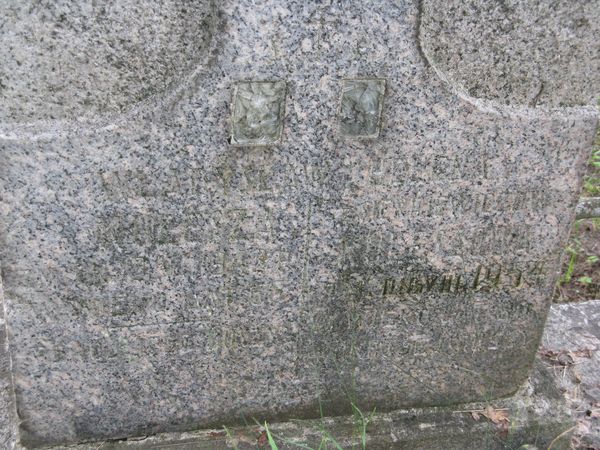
[338,79,386,138]
[420,0,600,107]
[0,0,216,123]
[230,81,287,146]
[0,0,599,447]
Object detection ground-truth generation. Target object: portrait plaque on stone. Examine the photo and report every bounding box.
[338,78,386,138]
[230,81,287,146]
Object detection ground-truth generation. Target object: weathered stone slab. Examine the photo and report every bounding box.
[420,0,600,107]
[541,300,600,449]
[0,0,598,447]
[43,363,577,450]
[12,301,592,450]
[0,1,216,123]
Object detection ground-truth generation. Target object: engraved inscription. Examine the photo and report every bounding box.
[381,261,546,298]
[230,81,287,146]
[353,184,568,220]
[338,78,386,138]
[330,260,547,302]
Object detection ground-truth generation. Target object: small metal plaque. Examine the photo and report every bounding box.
[230,81,287,146]
[338,78,386,138]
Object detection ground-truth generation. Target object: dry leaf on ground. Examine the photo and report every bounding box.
[538,348,594,366]
[482,407,510,439]
[482,406,509,424]
[467,407,509,424]
[569,349,593,358]
[257,430,268,447]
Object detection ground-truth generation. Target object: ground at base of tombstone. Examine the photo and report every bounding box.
[555,219,600,304]
[541,301,600,450]
[2,301,595,450]
[556,141,600,304]
[12,370,577,450]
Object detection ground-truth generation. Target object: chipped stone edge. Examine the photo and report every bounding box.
[0,264,20,449]
[576,197,600,219]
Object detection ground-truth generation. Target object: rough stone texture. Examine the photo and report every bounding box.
[0,0,598,448]
[541,300,600,449]
[8,301,594,450]
[420,0,600,108]
[576,196,600,220]
[41,358,576,450]
[0,1,216,123]
[0,276,18,449]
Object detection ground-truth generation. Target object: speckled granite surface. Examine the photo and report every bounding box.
[0,0,598,447]
[420,0,600,107]
[0,1,216,123]
[7,301,596,450]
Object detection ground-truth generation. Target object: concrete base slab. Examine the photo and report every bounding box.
[4,301,600,449]
[48,360,575,449]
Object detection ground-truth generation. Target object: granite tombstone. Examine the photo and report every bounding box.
[0,0,598,448]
